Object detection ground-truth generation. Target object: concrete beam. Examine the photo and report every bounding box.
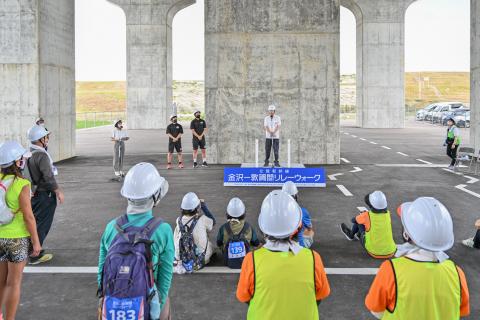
[472,0,480,153]
[0,0,75,161]
[108,0,195,130]
[205,0,340,164]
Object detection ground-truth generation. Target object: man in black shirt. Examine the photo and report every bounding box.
[166,115,184,169]
[190,110,208,168]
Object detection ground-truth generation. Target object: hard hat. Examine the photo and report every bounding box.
[227,197,246,218]
[121,163,169,201]
[258,190,302,238]
[0,141,32,167]
[181,192,201,211]
[446,117,456,124]
[35,117,44,124]
[194,110,201,115]
[400,197,454,252]
[27,125,50,142]
[114,120,123,127]
[368,191,387,210]
[282,181,298,196]
[268,105,276,111]
[170,114,177,120]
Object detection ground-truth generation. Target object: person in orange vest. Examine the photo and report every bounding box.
[340,191,396,259]
[236,190,330,320]
[365,197,470,319]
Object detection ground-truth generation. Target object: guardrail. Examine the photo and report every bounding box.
[76,111,126,129]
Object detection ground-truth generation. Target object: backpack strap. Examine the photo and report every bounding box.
[141,217,164,239]
[114,215,130,241]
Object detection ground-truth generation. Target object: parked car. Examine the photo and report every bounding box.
[432,102,466,123]
[442,109,469,126]
[425,105,442,122]
[454,110,470,128]
[416,104,437,121]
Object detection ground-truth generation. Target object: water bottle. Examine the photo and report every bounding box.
[149,285,161,320]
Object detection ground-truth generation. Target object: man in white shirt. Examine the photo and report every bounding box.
[111,120,129,177]
[264,105,281,167]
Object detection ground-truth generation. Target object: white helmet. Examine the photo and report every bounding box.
[181,192,201,211]
[194,110,201,115]
[258,190,302,238]
[227,197,246,218]
[282,181,298,196]
[400,197,454,252]
[121,163,168,201]
[268,104,276,112]
[0,141,32,168]
[170,114,177,120]
[114,120,123,127]
[27,125,50,142]
[368,191,387,210]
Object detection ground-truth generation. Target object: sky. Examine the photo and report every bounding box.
[75,0,470,81]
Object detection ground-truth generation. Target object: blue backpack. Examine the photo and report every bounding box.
[100,215,164,320]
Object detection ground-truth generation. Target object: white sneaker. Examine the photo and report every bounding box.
[462,237,475,248]
[120,171,125,177]
[114,171,121,177]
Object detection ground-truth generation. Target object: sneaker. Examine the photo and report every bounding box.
[193,162,198,168]
[462,237,475,248]
[178,162,184,169]
[120,171,126,177]
[263,161,269,167]
[167,163,172,170]
[340,223,355,241]
[202,161,208,167]
[447,165,454,170]
[29,253,53,265]
[114,171,121,177]
[274,161,281,167]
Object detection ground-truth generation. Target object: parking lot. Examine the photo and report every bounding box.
[16,121,480,320]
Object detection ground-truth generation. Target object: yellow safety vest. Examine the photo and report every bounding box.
[247,247,318,320]
[364,211,396,257]
[383,257,461,320]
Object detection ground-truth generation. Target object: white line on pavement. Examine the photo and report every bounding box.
[349,167,363,173]
[416,159,432,165]
[442,168,464,175]
[396,152,409,157]
[377,164,448,168]
[359,138,367,141]
[340,158,351,163]
[369,141,378,145]
[328,173,344,181]
[24,266,378,275]
[344,132,350,135]
[455,184,480,199]
[357,207,368,212]
[464,176,480,184]
[381,146,391,150]
[337,185,353,197]
[351,135,357,138]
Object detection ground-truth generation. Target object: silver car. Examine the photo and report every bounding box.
[454,110,470,128]
[432,102,465,123]
[416,104,437,121]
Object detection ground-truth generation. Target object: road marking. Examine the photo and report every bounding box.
[337,185,353,197]
[351,135,357,138]
[442,168,464,175]
[416,159,432,165]
[357,206,368,212]
[396,152,409,157]
[455,184,480,199]
[328,173,344,181]
[464,175,479,184]
[340,158,351,163]
[381,146,391,150]
[369,141,378,145]
[24,266,378,275]
[344,132,350,135]
[359,138,367,141]
[349,167,363,173]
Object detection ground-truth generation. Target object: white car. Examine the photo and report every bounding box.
[416,104,437,121]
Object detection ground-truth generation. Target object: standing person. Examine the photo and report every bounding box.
[111,120,129,177]
[340,191,396,259]
[264,104,281,167]
[366,197,470,319]
[166,115,184,169]
[461,218,480,249]
[98,163,174,320]
[445,117,461,170]
[282,181,314,248]
[237,190,330,319]
[190,110,208,168]
[0,141,41,320]
[26,125,64,265]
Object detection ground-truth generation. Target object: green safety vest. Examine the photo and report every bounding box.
[447,126,461,144]
[247,247,318,320]
[364,211,396,257]
[383,257,461,320]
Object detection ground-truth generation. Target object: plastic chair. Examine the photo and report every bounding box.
[454,146,475,172]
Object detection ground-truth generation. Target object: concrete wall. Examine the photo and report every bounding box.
[205,0,340,164]
[472,0,480,154]
[0,0,75,161]
[109,0,195,130]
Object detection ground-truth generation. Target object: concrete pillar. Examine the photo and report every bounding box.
[0,0,75,161]
[472,0,480,153]
[205,0,340,164]
[108,0,195,130]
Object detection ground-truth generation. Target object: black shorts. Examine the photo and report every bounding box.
[168,140,182,153]
[193,137,206,150]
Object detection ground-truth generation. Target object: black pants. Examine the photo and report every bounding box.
[446,144,458,166]
[265,139,279,162]
[474,230,480,249]
[31,191,57,246]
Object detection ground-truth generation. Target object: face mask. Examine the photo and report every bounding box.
[172,119,177,123]
[195,115,201,119]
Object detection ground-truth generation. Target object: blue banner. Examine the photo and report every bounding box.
[224,167,326,187]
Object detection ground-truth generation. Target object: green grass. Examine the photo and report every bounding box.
[76,120,111,129]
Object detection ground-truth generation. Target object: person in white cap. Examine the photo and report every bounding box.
[340,191,396,259]
[190,110,208,168]
[264,104,281,167]
[365,197,470,319]
[237,190,330,320]
[216,197,260,269]
[98,162,173,320]
[461,218,480,249]
[0,141,41,319]
[111,120,129,177]
[166,115,184,169]
[26,125,64,264]
[173,192,216,272]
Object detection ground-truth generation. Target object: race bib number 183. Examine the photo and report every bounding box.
[103,296,144,320]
